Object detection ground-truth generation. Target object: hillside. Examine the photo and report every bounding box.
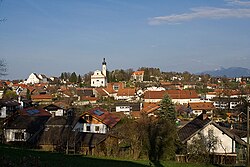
[200,67,250,78]
[0,145,214,167]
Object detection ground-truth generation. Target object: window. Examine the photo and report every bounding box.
[95,126,100,132]
[86,125,91,131]
[15,132,24,140]
[84,115,92,121]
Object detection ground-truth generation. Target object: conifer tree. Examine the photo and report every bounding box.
[159,94,176,123]
[69,72,77,83]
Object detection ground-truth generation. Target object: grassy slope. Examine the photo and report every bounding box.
[0,145,214,167]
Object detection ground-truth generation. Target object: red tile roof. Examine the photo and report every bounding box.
[188,102,215,110]
[132,71,144,75]
[81,107,120,128]
[117,88,136,96]
[81,96,98,101]
[166,90,199,99]
[94,88,109,96]
[142,103,160,114]
[144,90,199,100]
[31,94,53,100]
[144,91,166,99]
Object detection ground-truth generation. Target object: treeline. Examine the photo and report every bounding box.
[60,72,82,83]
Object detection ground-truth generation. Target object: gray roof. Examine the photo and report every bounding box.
[178,114,247,146]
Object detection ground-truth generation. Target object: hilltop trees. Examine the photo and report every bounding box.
[60,72,82,84]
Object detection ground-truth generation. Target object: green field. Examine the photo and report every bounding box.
[0,145,214,167]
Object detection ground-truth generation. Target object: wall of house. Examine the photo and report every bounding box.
[172,98,201,105]
[4,129,30,142]
[115,95,134,101]
[49,109,64,116]
[26,73,40,84]
[0,90,4,99]
[187,124,235,154]
[144,99,162,103]
[0,106,7,118]
[74,122,108,134]
[116,106,131,112]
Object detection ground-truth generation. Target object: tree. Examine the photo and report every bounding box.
[187,130,218,163]
[3,89,17,100]
[26,88,31,100]
[159,94,176,123]
[69,72,77,83]
[0,59,7,77]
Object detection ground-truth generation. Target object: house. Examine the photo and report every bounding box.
[38,115,76,151]
[211,97,241,110]
[112,102,141,116]
[31,94,54,105]
[93,88,110,98]
[76,133,119,156]
[91,58,107,87]
[0,99,20,118]
[166,90,200,104]
[25,73,41,84]
[131,71,144,82]
[144,90,200,104]
[73,96,99,106]
[73,107,120,134]
[106,82,125,92]
[144,90,166,103]
[160,81,182,90]
[43,104,65,116]
[178,113,247,164]
[141,103,160,117]
[188,102,215,117]
[115,88,136,101]
[3,107,51,143]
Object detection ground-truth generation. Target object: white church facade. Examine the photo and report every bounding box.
[91,58,107,87]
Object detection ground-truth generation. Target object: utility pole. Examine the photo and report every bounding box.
[247,100,250,167]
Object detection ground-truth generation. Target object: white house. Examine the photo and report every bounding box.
[91,58,107,87]
[43,104,65,116]
[131,71,144,82]
[73,107,120,134]
[25,73,41,84]
[178,113,246,156]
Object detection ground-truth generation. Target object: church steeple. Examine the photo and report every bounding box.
[102,58,107,77]
[102,58,106,65]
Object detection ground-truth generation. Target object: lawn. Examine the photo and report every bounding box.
[0,145,214,167]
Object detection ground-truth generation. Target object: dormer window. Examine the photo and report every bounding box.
[84,115,92,121]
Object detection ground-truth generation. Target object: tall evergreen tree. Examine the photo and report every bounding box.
[69,72,77,83]
[77,74,82,83]
[60,72,65,80]
[159,94,176,123]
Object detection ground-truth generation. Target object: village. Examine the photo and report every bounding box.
[0,58,250,166]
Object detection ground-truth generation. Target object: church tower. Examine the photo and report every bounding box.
[102,58,107,77]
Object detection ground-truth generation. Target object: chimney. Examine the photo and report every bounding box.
[202,110,207,120]
[52,112,55,117]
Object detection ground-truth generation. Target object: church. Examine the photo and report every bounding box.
[91,58,107,87]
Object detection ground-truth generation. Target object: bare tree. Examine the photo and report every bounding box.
[0,0,7,23]
[0,59,7,77]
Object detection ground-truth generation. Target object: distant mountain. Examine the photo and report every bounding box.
[199,67,250,78]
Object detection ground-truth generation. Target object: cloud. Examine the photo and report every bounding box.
[148,7,250,25]
[226,0,250,6]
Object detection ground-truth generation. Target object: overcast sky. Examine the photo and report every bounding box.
[1,0,250,80]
